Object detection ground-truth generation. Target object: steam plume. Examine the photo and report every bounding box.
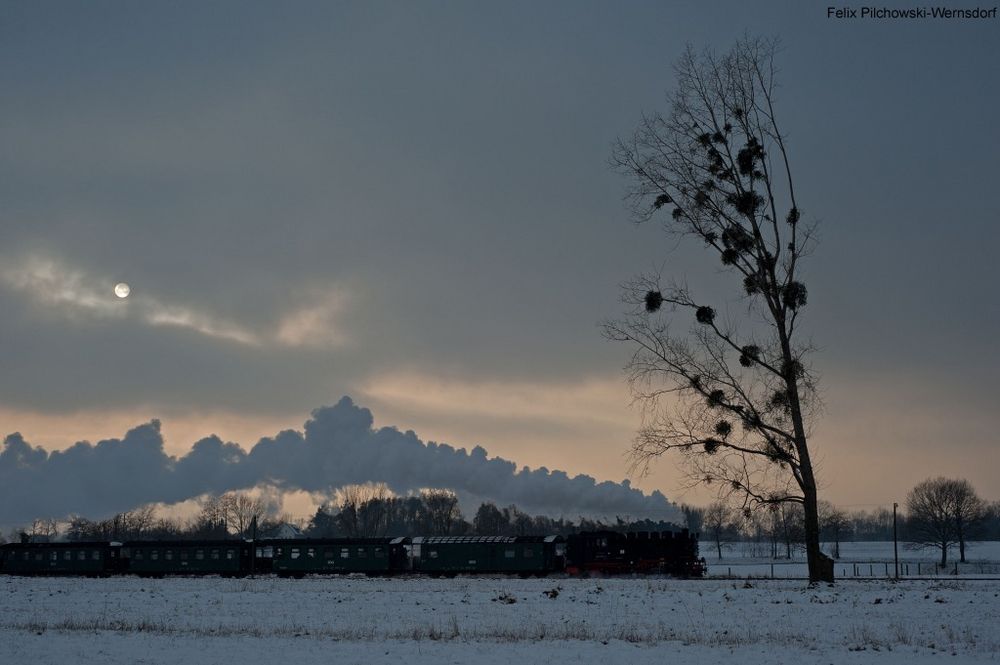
[0,397,680,526]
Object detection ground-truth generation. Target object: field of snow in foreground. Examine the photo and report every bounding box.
[2,575,999,664]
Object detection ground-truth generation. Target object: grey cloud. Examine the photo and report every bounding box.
[1,2,998,508]
[0,397,680,527]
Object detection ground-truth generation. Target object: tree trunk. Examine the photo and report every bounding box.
[802,483,823,583]
[940,542,948,568]
[780,331,825,584]
[958,519,966,563]
[716,535,722,560]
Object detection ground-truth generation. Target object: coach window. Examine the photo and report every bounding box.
[290,548,300,560]
[307,548,316,558]
[35,552,42,561]
[523,548,534,558]
[374,547,385,559]
[357,547,366,558]
[324,548,334,560]
[180,550,189,560]
[340,547,350,559]
[92,550,101,560]
[64,551,72,560]
[23,552,29,561]
[211,549,220,560]
[428,549,438,559]
[165,550,174,561]
[195,550,205,560]
[226,549,235,560]
[504,548,516,559]
[135,550,144,561]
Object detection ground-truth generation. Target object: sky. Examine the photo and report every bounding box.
[1,1,998,523]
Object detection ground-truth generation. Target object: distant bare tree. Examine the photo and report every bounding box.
[473,502,509,535]
[30,518,59,540]
[188,495,229,538]
[606,36,827,582]
[148,517,184,540]
[764,502,804,559]
[422,490,461,535]
[949,479,986,563]
[336,483,390,537]
[703,501,733,559]
[220,492,267,538]
[121,505,157,539]
[819,501,851,559]
[680,503,705,533]
[907,477,961,568]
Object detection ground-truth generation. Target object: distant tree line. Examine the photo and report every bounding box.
[2,484,684,544]
[6,478,995,569]
[679,477,998,566]
[303,483,681,538]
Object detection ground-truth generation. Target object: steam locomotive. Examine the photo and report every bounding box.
[0,529,704,578]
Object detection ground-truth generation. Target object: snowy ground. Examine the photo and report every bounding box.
[707,541,1000,578]
[3,575,1000,664]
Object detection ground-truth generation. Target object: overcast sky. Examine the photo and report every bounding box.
[1,1,997,517]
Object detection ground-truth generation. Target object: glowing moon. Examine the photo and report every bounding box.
[114,282,131,299]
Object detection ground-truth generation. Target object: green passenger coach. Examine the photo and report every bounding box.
[0,541,120,576]
[413,535,565,576]
[123,540,251,576]
[270,537,409,577]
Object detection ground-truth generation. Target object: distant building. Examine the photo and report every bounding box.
[260,523,304,540]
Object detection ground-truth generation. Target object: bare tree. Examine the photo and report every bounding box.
[188,495,229,539]
[335,483,391,537]
[950,479,986,563]
[421,490,461,536]
[30,518,59,541]
[606,37,828,582]
[775,502,805,559]
[702,501,733,559]
[120,505,157,539]
[473,502,509,535]
[906,477,960,568]
[819,501,851,559]
[220,492,267,538]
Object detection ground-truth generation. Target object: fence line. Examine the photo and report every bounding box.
[711,560,1000,579]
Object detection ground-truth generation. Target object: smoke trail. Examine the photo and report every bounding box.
[0,397,680,525]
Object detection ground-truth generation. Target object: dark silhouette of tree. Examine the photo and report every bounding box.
[679,503,704,533]
[819,501,851,559]
[421,490,462,535]
[950,479,987,563]
[907,477,986,566]
[906,477,959,567]
[335,483,390,537]
[306,505,338,537]
[606,36,828,582]
[473,502,509,535]
[219,492,266,538]
[703,501,733,559]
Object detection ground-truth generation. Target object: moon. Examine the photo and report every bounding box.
[114,282,131,299]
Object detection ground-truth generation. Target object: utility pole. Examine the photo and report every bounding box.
[893,502,899,580]
[250,515,258,579]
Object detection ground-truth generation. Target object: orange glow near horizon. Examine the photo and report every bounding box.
[3,370,997,517]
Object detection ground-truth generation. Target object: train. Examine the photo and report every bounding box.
[0,529,705,578]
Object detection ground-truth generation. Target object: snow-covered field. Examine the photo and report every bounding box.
[3,575,999,664]
[707,541,1000,578]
